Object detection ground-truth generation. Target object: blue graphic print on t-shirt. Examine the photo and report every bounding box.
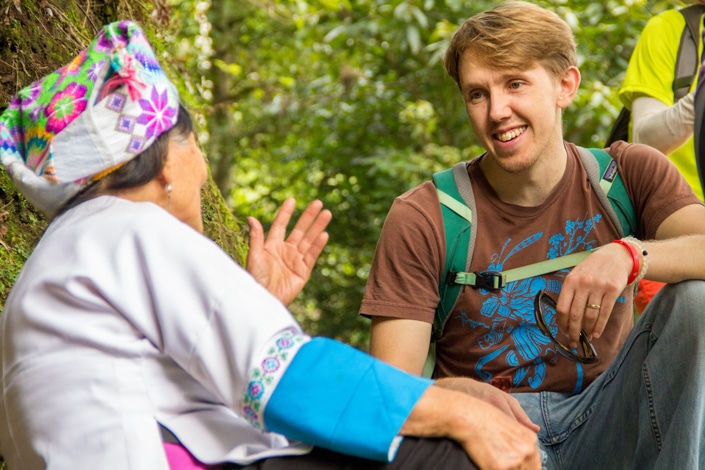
[457,213,625,393]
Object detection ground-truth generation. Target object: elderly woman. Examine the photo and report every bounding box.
[0,21,541,470]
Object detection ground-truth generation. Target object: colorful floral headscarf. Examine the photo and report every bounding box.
[0,20,179,217]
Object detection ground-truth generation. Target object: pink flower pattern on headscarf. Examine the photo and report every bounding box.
[137,86,177,139]
[44,83,88,134]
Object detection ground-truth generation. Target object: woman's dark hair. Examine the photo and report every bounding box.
[58,104,193,216]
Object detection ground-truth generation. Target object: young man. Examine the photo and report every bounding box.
[360,2,705,468]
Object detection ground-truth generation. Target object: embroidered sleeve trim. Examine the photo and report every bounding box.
[241,326,310,431]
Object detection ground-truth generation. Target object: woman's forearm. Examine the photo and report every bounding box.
[401,385,542,470]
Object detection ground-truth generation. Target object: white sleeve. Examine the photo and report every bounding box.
[108,212,303,411]
[631,93,694,154]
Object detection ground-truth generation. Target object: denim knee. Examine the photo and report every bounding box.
[646,279,705,348]
[662,278,705,298]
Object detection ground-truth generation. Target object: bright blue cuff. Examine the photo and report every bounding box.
[264,337,433,462]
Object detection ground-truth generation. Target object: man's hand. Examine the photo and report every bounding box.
[556,243,632,348]
[435,377,540,432]
[246,198,332,306]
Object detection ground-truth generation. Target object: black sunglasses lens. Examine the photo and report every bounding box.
[534,291,598,364]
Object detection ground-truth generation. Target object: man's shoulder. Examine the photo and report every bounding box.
[384,177,455,231]
[590,141,677,186]
[567,140,663,162]
[397,179,437,200]
[397,161,479,201]
[605,140,670,164]
[646,8,687,33]
[393,179,442,214]
[638,8,689,53]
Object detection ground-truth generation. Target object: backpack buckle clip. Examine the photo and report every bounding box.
[473,271,504,290]
[446,271,459,285]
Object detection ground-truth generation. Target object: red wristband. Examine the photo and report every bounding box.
[612,239,640,284]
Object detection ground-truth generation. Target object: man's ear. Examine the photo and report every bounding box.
[557,66,580,109]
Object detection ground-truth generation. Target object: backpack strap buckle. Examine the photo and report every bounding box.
[472,271,504,290]
[447,270,505,290]
[446,270,459,285]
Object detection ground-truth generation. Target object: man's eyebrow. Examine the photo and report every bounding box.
[461,69,527,90]
[461,70,532,91]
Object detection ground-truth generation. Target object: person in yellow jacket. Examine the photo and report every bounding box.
[618,1,705,312]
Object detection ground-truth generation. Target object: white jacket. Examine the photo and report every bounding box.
[0,196,311,469]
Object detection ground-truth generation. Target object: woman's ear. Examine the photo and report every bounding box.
[157,148,174,187]
[557,66,581,109]
[156,170,169,187]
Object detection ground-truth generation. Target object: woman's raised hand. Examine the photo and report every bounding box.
[246,198,332,306]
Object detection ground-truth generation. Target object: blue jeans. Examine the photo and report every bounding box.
[513,280,705,470]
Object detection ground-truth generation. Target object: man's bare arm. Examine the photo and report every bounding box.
[369,316,432,375]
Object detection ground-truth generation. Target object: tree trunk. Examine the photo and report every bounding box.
[0,0,247,317]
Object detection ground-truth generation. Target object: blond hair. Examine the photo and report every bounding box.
[444,1,577,87]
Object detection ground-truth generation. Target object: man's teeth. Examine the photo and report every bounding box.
[496,127,525,142]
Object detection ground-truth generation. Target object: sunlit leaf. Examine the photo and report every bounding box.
[213,59,242,76]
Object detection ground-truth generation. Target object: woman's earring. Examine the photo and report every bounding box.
[166,183,172,210]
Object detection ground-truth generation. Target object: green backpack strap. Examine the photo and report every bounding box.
[577,147,637,237]
[432,162,476,341]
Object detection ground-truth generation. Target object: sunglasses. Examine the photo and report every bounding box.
[533,290,598,364]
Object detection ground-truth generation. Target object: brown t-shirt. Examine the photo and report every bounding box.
[360,141,701,393]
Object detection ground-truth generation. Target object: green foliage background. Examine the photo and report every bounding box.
[172,0,676,349]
